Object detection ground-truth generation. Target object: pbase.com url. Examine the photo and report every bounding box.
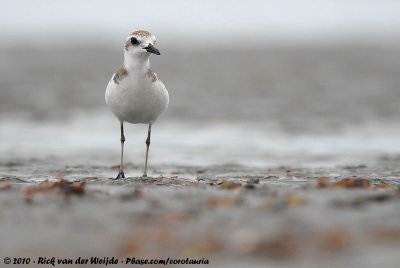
[4,257,210,266]
[124,257,209,265]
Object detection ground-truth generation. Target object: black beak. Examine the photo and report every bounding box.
[143,43,160,55]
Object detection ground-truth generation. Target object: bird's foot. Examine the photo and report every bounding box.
[110,170,125,180]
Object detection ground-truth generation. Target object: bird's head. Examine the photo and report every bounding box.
[124,30,160,59]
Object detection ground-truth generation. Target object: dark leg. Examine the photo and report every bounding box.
[143,123,152,177]
[111,121,126,180]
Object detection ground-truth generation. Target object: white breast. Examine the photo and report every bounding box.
[105,73,169,124]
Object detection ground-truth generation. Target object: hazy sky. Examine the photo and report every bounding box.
[1,0,400,44]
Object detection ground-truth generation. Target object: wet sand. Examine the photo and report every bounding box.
[1,158,400,268]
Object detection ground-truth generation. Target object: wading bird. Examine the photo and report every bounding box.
[105,30,169,179]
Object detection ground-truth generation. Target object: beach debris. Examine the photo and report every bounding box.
[372,182,392,189]
[259,192,308,210]
[286,194,308,206]
[316,177,331,188]
[332,192,394,208]
[0,183,12,191]
[208,197,237,208]
[22,179,86,198]
[250,233,299,259]
[264,175,279,180]
[333,178,370,188]
[216,179,242,190]
[239,178,260,189]
[370,228,400,244]
[317,229,350,251]
[248,228,351,259]
[154,176,165,185]
[247,178,260,184]
[316,177,396,190]
[315,177,379,188]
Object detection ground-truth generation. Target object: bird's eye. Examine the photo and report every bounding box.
[131,37,139,46]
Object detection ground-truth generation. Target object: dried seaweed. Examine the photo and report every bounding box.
[23,179,86,198]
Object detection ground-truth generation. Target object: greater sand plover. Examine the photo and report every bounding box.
[105,30,169,179]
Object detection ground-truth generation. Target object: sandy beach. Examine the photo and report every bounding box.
[1,43,400,267]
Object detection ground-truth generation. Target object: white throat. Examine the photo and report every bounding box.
[123,52,150,72]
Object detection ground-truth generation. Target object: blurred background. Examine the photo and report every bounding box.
[1,0,400,168]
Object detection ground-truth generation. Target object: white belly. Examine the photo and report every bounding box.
[105,76,169,124]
